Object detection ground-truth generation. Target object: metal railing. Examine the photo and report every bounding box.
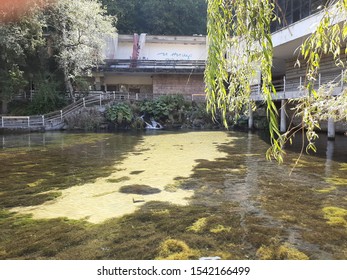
[1,115,45,129]
[0,91,180,130]
[1,94,113,130]
[251,69,345,100]
[100,59,206,73]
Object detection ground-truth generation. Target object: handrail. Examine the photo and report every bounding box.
[251,69,345,99]
[100,59,206,72]
[2,68,345,130]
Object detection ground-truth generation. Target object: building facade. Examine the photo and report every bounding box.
[250,0,346,135]
[93,34,207,100]
[92,1,345,134]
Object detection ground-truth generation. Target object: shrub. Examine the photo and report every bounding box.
[140,95,189,123]
[106,102,133,127]
[28,78,67,115]
[65,108,104,130]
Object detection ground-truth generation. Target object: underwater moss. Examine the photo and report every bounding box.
[164,184,179,192]
[156,239,200,260]
[279,214,297,223]
[27,179,47,188]
[164,178,189,192]
[315,186,337,194]
[277,245,310,260]
[210,224,232,234]
[106,177,130,183]
[323,207,347,227]
[119,185,161,195]
[256,243,309,260]
[1,131,346,260]
[325,177,347,187]
[130,170,145,175]
[151,209,170,216]
[209,251,234,260]
[186,217,208,233]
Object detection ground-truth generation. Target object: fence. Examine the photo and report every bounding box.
[101,59,206,73]
[250,69,345,100]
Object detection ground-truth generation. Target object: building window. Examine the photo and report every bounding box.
[271,0,329,32]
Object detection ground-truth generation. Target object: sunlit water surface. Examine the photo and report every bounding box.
[0,130,346,259]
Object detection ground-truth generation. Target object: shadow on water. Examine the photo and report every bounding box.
[0,130,346,260]
[257,129,347,163]
[0,131,143,208]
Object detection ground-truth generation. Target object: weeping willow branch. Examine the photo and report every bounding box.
[205,0,284,162]
[292,0,347,153]
[205,0,347,163]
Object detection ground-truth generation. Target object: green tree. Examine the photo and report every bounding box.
[102,0,207,35]
[0,7,45,113]
[205,0,347,162]
[28,75,67,114]
[0,66,27,114]
[46,0,116,100]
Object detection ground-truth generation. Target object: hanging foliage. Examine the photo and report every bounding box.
[205,0,283,162]
[205,0,347,163]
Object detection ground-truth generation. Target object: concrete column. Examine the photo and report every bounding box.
[280,99,287,133]
[95,76,101,91]
[327,118,335,140]
[248,103,254,130]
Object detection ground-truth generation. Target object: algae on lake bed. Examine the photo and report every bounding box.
[0,131,346,260]
[9,131,233,223]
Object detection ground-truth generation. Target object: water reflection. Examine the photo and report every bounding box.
[325,140,335,177]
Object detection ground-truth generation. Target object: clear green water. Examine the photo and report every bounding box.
[0,130,346,259]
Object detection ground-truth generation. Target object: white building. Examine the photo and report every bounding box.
[249,0,347,136]
[92,0,345,135]
[93,34,207,101]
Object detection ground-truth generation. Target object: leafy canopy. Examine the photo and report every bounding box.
[0,3,45,112]
[0,0,117,111]
[101,0,207,35]
[46,0,116,98]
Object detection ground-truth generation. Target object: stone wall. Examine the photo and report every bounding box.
[152,74,205,99]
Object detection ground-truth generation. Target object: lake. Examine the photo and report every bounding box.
[0,130,346,259]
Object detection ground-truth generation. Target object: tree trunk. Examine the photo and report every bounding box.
[1,100,8,115]
[64,68,74,102]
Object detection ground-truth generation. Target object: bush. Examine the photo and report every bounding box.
[65,108,104,130]
[28,79,67,115]
[140,95,189,123]
[105,102,134,128]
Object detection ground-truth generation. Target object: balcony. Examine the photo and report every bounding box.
[98,59,206,74]
[251,69,345,101]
